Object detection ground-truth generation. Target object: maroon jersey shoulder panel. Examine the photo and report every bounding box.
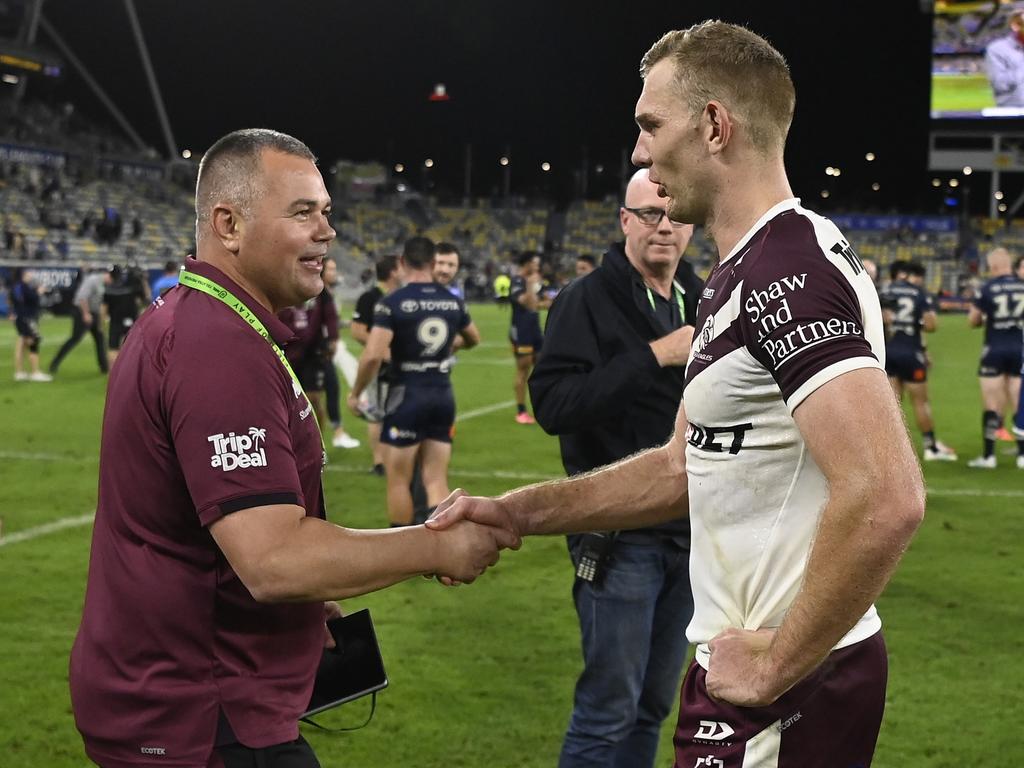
[736,211,876,401]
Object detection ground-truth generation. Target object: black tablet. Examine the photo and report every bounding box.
[304,609,388,717]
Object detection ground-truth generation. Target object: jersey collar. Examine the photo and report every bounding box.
[721,197,802,265]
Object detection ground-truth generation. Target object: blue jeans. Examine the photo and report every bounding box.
[558,537,693,768]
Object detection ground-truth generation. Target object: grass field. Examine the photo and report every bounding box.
[931,72,996,113]
[1,303,1022,767]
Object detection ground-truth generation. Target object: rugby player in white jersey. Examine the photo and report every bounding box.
[428,20,924,768]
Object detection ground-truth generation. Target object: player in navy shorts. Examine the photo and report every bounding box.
[509,251,550,424]
[1014,256,1024,453]
[878,261,956,461]
[349,236,480,525]
[968,247,1024,468]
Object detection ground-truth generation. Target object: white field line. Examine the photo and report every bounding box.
[455,399,517,421]
[0,512,94,547]
[1,438,1020,550]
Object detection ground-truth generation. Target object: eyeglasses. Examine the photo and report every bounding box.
[623,206,687,228]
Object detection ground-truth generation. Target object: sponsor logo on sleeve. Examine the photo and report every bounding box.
[744,272,863,368]
[207,427,267,472]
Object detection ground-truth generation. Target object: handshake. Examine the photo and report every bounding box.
[421,489,522,585]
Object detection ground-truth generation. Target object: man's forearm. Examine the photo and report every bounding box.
[500,440,687,536]
[766,480,924,690]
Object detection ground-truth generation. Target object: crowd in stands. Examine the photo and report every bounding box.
[4,97,1024,309]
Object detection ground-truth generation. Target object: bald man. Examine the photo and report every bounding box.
[968,247,1024,467]
[528,168,700,768]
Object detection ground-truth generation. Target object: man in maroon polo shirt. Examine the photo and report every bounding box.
[69,128,515,768]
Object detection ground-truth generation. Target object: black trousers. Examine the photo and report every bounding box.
[50,306,107,373]
[216,735,321,768]
[323,361,341,426]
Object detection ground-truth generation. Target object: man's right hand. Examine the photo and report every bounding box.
[427,490,523,541]
[649,325,695,367]
[431,517,517,584]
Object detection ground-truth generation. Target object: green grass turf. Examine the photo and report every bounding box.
[0,304,1021,767]
[931,73,996,112]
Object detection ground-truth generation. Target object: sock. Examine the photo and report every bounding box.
[983,410,999,458]
[517,403,527,414]
[1018,440,1024,457]
[922,431,937,451]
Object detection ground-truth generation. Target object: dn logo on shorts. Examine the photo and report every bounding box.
[207,428,268,472]
[694,756,724,768]
[694,720,735,741]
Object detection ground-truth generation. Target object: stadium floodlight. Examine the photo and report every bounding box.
[833,167,842,177]
[949,178,959,187]
[595,164,604,174]
[541,162,551,172]
[397,183,407,193]
[963,166,973,175]
[825,166,835,176]
[394,163,404,173]
[1,73,18,84]
[499,156,509,166]
[424,158,434,168]
[995,191,1004,200]
[820,190,830,198]
[998,203,1008,212]
[181,149,191,159]
[865,152,876,162]
[871,182,881,191]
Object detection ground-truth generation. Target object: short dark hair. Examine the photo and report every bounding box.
[436,241,460,259]
[195,128,316,224]
[906,261,926,278]
[403,236,436,269]
[516,251,540,267]
[1014,255,1024,272]
[576,254,597,267]
[889,260,909,281]
[375,254,400,281]
[163,260,178,273]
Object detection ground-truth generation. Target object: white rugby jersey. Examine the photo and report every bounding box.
[683,199,885,670]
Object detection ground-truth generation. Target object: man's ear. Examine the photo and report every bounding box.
[210,203,244,254]
[704,100,733,157]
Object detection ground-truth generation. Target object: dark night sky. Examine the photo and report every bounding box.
[24,1,956,207]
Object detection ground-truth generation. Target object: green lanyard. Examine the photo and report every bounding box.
[645,281,687,325]
[178,269,326,459]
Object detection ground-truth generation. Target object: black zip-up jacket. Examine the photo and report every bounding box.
[529,242,703,543]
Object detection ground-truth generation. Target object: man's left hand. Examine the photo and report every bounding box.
[323,601,343,649]
[705,627,787,707]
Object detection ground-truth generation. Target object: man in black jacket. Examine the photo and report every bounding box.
[529,168,700,768]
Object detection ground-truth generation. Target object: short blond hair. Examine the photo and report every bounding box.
[640,21,795,154]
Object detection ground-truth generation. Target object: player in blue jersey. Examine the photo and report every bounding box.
[879,261,956,462]
[509,251,551,424]
[9,268,52,382]
[968,247,1024,468]
[1011,255,1024,465]
[349,237,480,525]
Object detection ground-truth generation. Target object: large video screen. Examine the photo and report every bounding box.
[932,1,1024,118]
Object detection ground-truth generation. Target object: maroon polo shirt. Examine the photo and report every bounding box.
[70,258,326,768]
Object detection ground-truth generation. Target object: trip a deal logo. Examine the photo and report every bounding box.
[207,427,268,471]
